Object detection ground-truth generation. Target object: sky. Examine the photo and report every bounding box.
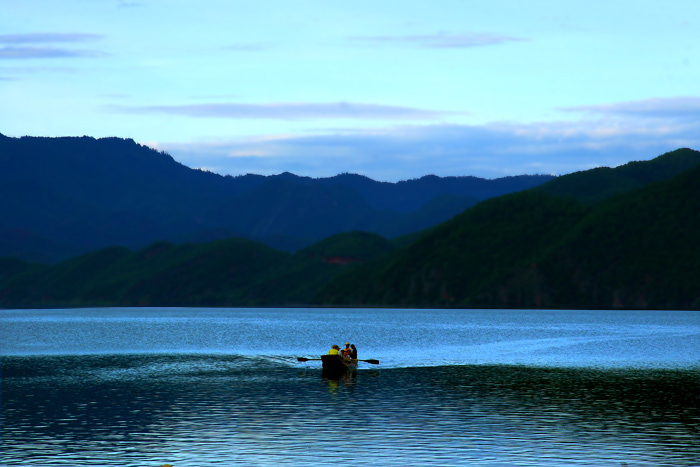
[1,0,699,181]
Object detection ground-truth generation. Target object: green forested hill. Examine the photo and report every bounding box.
[530,162,700,309]
[2,148,699,310]
[0,239,284,307]
[316,191,587,307]
[0,232,394,308]
[536,148,700,203]
[0,133,549,262]
[317,155,700,309]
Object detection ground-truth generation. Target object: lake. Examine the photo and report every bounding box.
[1,307,699,466]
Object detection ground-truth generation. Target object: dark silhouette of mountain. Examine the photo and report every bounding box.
[0,133,553,262]
[0,228,80,264]
[290,172,551,212]
[0,231,394,308]
[317,148,700,310]
[0,134,235,261]
[2,148,699,310]
[537,148,700,203]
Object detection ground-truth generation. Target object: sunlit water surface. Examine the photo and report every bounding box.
[1,307,699,466]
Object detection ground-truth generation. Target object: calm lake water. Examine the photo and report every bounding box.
[1,307,699,466]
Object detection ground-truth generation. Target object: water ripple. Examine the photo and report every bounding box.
[3,355,697,466]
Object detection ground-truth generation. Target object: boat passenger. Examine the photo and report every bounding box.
[350,344,357,359]
[341,342,353,359]
[328,344,340,355]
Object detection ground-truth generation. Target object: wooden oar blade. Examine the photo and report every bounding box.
[298,356,376,364]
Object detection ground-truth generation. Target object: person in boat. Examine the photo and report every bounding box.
[328,344,340,355]
[350,344,357,359]
[340,342,353,360]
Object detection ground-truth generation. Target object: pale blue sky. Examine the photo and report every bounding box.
[1,0,699,180]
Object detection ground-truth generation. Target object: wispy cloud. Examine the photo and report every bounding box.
[115,102,457,120]
[156,113,700,181]
[350,32,527,49]
[561,97,700,120]
[0,33,106,59]
[0,65,82,74]
[0,33,103,44]
[0,47,106,59]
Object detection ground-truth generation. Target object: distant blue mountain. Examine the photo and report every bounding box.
[0,133,553,262]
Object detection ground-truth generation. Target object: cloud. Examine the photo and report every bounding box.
[0,33,103,44]
[0,65,81,74]
[350,32,527,48]
[0,47,106,59]
[157,115,700,181]
[115,102,456,120]
[0,33,106,59]
[561,97,700,121]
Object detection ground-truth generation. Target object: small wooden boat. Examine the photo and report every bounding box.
[321,354,358,374]
[296,355,378,376]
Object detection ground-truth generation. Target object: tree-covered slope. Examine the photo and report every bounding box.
[0,133,554,262]
[316,152,700,310]
[0,231,395,308]
[527,162,700,309]
[0,239,289,307]
[536,148,700,203]
[3,139,698,310]
[316,191,586,307]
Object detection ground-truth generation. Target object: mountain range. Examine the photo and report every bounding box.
[319,148,700,310]
[0,133,552,263]
[1,139,699,310]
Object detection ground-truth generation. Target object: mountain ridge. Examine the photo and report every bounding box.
[317,148,700,309]
[1,147,699,309]
[0,133,554,262]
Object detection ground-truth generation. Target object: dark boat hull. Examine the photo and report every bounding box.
[321,355,357,374]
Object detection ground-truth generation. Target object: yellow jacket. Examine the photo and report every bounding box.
[328,348,339,355]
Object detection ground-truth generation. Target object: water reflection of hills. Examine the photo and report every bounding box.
[2,355,698,466]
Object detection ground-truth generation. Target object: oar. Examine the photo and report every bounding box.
[297,356,380,364]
